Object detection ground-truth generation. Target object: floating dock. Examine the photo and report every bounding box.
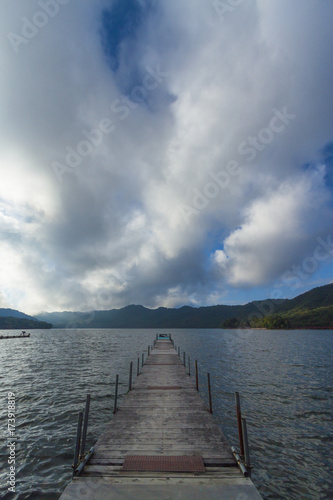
[0,331,30,339]
[60,337,263,499]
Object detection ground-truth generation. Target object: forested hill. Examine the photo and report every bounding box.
[36,283,333,329]
[0,308,52,330]
[223,283,333,329]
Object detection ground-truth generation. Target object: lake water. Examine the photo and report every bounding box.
[0,328,332,499]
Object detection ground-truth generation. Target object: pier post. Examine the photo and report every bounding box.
[129,361,133,391]
[178,346,180,357]
[195,360,199,391]
[73,411,83,477]
[142,353,145,367]
[231,446,249,477]
[183,351,186,367]
[137,357,140,376]
[241,417,251,476]
[235,392,245,456]
[113,375,119,414]
[207,372,213,413]
[188,355,191,376]
[80,394,90,458]
[148,345,150,356]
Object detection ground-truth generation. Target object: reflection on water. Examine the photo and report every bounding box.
[0,328,332,499]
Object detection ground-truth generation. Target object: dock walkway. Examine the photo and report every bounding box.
[60,338,263,499]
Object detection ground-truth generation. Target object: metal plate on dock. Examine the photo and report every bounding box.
[122,455,205,472]
[147,363,178,365]
[147,386,181,390]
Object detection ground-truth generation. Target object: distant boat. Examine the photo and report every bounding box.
[156,333,172,340]
[0,331,31,339]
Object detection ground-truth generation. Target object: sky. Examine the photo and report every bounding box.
[0,0,332,315]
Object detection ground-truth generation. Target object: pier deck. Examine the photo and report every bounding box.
[60,339,263,499]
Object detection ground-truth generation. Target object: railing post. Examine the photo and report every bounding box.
[195,360,199,391]
[142,353,144,367]
[113,375,119,414]
[129,361,133,391]
[73,411,83,477]
[188,355,191,376]
[80,394,90,458]
[241,418,251,477]
[137,357,140,376]
[235,392,245,456]
[178,346,180,357]
[207,372,213,413]
[183,351,186,367]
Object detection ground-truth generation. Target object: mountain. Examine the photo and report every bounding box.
[275,283,333,313]
[37,300,284,328]
[36,283,333,330]
[0,308,52,329]
[227,283,333,329]
[0,308,36,319]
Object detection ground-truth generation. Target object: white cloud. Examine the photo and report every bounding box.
[213,167,331,286]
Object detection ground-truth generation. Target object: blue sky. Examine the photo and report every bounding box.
[0,0,332,314]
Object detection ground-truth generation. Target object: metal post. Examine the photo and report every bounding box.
[80,394,90,458]
[188,355,191,376]
[113,375,119,414]
[235,392,245,456]
[241,417,251,476]
[183,351,186,366]
[178,346,180,357]
[76,446,94,475]
[195,360,199,391]
[73,411,83,476]
[137,357,140,376]
[129,361,133,391]
[231,446,249,477]
[148,345,150,356]
[142,353,144,367]
[207,373,213,413]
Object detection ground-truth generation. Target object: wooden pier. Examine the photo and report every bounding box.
[60,337,263,499]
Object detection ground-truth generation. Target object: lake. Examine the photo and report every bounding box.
[0,328,332,499]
